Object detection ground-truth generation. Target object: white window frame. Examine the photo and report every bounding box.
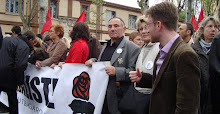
[50,0,58,18]
[6,0,23,14]
[105,10,116,25]
[128,14,137,29]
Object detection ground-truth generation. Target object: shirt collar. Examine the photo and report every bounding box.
[159,34,179,54]
[107,36,124,47]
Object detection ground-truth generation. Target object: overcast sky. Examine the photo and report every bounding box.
[104,0,164,8]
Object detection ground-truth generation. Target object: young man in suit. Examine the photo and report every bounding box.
[147,2,200,114]
[130,2,200,114]
[86,17,140,114]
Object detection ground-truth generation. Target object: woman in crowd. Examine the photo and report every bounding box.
[35,24,67,68]
[58,22,89,68]
[43,35,52,46]
[129,31,143,48]
[128,15,159,114]
[32,37,49,63]
[192,16,220,114]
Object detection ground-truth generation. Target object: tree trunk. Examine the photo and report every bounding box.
[218,0,220,20]
[38,0,48,34]
[187,0,192,22]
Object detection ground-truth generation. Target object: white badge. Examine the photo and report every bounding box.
[117,48,123,54]
[145,61,154,70]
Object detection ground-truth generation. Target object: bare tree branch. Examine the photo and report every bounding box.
[18,0,26,22]
[26,0,29,22]
[29,0,38,22]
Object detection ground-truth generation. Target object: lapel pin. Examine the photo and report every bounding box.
[145,61,154,70]
[118,58,123,64]
[117,48,123,54]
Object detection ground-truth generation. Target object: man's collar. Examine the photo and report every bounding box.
[107,36,124,46]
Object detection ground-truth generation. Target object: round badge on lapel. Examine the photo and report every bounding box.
[145,61,154,70]
[117,48,123,54]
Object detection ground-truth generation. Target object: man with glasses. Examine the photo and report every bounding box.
[143,2,200,114]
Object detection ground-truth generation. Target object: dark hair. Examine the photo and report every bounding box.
[146,2,178,31]
[43,35,51,42]
[108,17,125,27]
[70,22,89,41]
[185,23,195,36]
[23,30,36,40]
[36,34,43,39]
[11,25,21,34]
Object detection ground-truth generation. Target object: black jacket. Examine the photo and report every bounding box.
[17,33,33,53]
[0,26,3,49]
[209,32,220,113]
[0,37,29,89]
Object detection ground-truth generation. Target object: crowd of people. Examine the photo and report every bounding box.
[0,1,220,114]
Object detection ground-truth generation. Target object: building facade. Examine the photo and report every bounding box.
[0,0,142,41]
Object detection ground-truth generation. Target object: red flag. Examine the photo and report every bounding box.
[197,8,204,27]
[190,15,199,31]
[41,8,52,35]
[74,10,86,24]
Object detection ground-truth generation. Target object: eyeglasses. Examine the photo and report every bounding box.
[49,30,55,33]
[146,21,158,29]
[205,25,219,30]
[138,25,148,32]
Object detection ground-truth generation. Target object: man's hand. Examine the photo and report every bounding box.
[16,85,22,91]
[129,68,141,82]
[85,59,93,67]
[105,65,116,76]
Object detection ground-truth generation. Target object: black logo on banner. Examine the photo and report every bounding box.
[69,72,95,114]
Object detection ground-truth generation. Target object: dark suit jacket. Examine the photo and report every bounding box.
[150,37,200,114]
[0,26,2,49]
[98,38,141,114]
[209,32,220,113]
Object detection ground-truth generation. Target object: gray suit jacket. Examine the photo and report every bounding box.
[98,38,141,114]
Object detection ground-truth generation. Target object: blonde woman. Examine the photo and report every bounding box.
[128,15,159,114]
[192,16,220,114]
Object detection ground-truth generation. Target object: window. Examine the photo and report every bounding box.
[6,0,23,14]
[50,0,58,18]
[81,5,89,21]
[128,15,137,29]
[105,10,116,25]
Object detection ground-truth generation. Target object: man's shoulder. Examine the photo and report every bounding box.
[4,37,19,44]
[175,41,197,56]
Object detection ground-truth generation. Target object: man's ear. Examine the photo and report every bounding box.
[123,27,126,33]
[187,30,191,35]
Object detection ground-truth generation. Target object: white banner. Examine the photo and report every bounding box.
[0,62,110,114]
